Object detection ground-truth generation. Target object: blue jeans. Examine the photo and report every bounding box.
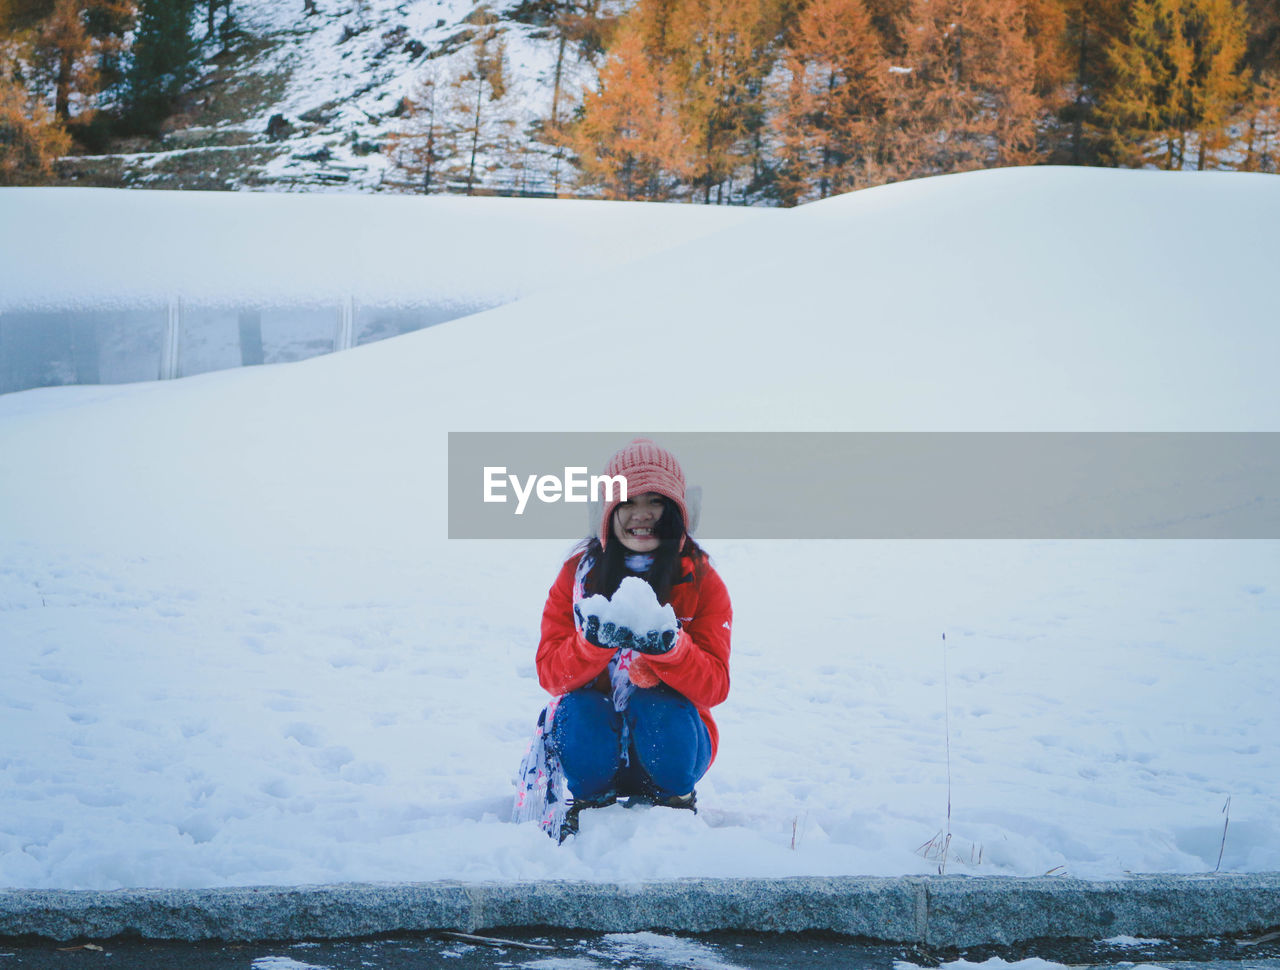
[551,685,712,800]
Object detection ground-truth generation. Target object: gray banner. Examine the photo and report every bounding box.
[447,433,1280,540]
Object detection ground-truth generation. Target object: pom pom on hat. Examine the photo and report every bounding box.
[598,437,690,548]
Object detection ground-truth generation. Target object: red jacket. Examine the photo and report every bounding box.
[536,550,732,762]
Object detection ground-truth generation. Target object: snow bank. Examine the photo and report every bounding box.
[0,188,770,310]
[0,167,1277,890]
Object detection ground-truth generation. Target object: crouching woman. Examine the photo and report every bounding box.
[513,438,732,841]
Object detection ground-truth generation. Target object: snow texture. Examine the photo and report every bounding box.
[1,167,1278,891]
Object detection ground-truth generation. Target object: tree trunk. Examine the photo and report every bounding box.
[551,31,567,194]
[467,80,482,194]
[423,118,435,193]
[56,50,73,122]
[550,31,567,127]
[1073,17,1088,164]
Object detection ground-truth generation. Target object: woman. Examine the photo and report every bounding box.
[513,438,732,841]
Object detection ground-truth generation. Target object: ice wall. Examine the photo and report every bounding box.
[0,189,770,395]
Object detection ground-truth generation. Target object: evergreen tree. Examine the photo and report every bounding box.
[123,0,197,133]
[14,0,131,125]
[1241,0,1279,77]
[32,0,93,119]
[1057,0,1128,162]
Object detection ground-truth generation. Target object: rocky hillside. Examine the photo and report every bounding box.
[54,0,587,192]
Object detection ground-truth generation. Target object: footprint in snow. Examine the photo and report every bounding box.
[284,723,323,747]
[34,667,81,687]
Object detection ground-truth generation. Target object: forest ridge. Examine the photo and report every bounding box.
[2,0,1278,200]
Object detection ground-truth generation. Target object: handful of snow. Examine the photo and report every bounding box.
[577,576,679,637]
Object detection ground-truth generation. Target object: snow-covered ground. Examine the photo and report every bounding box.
[1,166,1278,891]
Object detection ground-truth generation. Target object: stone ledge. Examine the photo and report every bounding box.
[1,873,1277,946]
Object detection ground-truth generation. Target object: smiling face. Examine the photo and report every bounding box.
[611,492,667,553]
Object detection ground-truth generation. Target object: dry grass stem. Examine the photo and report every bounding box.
[1215,795,1232,872]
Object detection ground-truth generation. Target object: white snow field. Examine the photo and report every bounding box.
[1,166,1279,891]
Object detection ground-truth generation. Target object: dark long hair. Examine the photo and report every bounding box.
[579,497,706,605]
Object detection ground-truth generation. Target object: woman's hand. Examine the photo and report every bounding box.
[630,627,678,655]
[574,605,635,650]
[574,605,609,648]
[574,604,677,654]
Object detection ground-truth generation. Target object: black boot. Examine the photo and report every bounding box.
[558,792,618,842]
[622,789,697,813]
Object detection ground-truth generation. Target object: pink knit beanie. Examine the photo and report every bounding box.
[598,437,689,548]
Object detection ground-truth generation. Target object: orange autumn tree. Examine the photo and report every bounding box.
[666,0,784,201]
[386,63,448,193]
[1098,0,1248,168]
[1242,70,1279,170]
[771,0,888,203]
[1183,0,1249,168]
[570,19,683,197]
[572,0,783,201]
[1096,0,1193,166]
[27,0,133,124]
[0,73,71,183]
[878,0,1045,181]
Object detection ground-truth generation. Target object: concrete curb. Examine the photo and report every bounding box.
[2,874,1279,947]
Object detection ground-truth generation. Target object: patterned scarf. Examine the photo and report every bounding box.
[511,551,655,838]
[596,552,655,714]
